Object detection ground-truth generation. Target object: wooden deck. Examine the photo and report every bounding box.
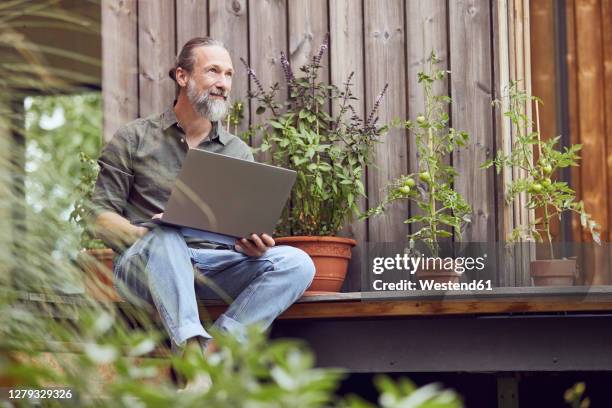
[205,286,612,319]
[14,286,612,320]
[12,286,612,373]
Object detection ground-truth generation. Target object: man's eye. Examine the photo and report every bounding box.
[226,72,234,78]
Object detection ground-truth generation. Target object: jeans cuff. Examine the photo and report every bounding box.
[213,314,247,343]
[173,322,212,350]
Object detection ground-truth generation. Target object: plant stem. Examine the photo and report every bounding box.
[534,100,554,258]
[428,126,437,254]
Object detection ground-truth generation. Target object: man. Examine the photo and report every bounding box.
[91,37,315,358]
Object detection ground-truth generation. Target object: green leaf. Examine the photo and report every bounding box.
[318,163,331,172]
[316,175,323,190]
[269,120,284,129]
[356,179,365,195]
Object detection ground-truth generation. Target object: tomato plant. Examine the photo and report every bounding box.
[365,53,471,257]
[481,81,600,257]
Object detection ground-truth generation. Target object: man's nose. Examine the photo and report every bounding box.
[215,76,231,92]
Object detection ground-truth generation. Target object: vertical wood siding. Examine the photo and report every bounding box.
[449,0,496,242]
[102,0,138,140]
[565,0,611,284]
[101,0,525,282]
[138,0,176,117]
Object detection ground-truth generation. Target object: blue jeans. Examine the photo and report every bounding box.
[113,226,315,348]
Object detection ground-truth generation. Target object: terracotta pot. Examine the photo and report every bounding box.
[415,260,461,284]
[78,248,121,301]
[274,236,356,293]
[530,258,577,286]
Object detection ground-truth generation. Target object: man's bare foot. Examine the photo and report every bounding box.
[204,339,218,355]
[178,338,213,393]
[179,372,212,394]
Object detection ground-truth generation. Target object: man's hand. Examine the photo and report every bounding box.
[95,211,149,251]
[235,233,275,257]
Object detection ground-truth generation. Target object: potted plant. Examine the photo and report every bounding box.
[365,53,472,283]
[242,36,389,292]
[70,152,119,300]
[481,82,600,286]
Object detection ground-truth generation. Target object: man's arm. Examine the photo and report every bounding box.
[94,211,148,250]
[90,126,141,251]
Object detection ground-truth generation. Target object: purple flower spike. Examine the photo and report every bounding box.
[241,57,265,93]
[280,51,295,83]
[312,33,330,66]
[366,83,389,127]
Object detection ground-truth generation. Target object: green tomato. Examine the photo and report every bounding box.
[529,183,543,194]
[416,115,426,124]
[399,186,411,194]
[404,178,416,187]
[419,172,432,183]
[542,178,552,188]
[542,164,552,174]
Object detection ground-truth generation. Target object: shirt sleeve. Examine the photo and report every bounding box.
[241,146,255,162]
[90,126,135,217]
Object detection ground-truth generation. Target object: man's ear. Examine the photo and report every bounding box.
[175,67,189,88]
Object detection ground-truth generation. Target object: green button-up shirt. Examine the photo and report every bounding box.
[91,105,254,234]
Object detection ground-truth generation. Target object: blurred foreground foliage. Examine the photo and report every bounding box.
[0,2,463,407]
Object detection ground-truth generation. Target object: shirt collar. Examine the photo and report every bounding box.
[160,105,230,145]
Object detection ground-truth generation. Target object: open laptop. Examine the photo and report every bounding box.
[139,149,296,246]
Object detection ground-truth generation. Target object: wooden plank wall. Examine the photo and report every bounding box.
[530,0,560,241]
[101,0,138,141]
[364,0,408,243]
[138,1,176,118]
[565,0,611,284]
[330,0,366,290]
[102,0,505,287]
[508,0,534,278]
[449,0,497,243]
[210,0,249,133]
[405,0,448,238]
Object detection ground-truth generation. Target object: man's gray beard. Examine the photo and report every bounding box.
[186,80,230,122]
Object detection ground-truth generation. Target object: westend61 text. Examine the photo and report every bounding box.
[372,279,493,291]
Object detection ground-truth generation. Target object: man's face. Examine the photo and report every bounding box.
[185,45,234,122]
